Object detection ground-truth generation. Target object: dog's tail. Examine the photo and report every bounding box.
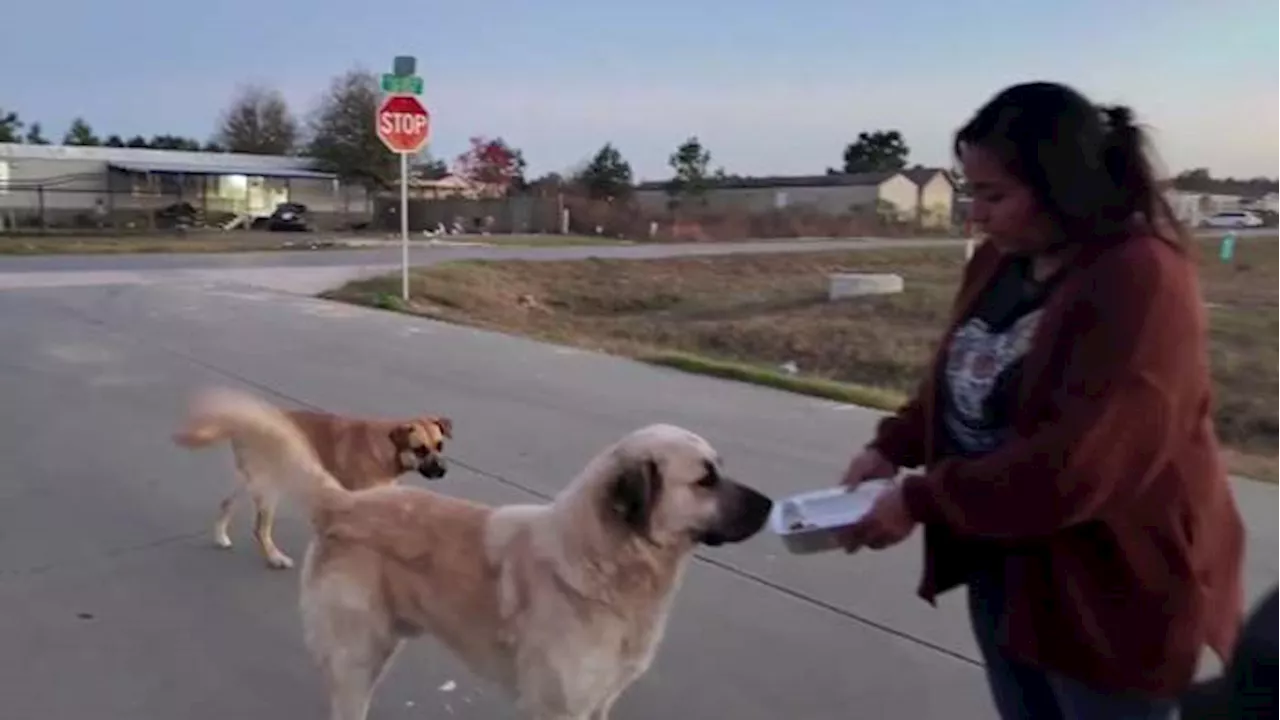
[173,387,344,510]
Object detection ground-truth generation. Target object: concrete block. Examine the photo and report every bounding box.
[827,272,904,300]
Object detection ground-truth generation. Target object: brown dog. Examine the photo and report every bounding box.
[174,395,453,570]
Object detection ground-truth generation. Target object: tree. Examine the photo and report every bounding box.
[842,130,909,173]
[0,109,20,143]
[666,135,714,205]
[1173,168,1214,192]
[202,140,227,153]
[104,134,125,147]
[24,122,49,145]
[526,172,568,198]
[1172,167,1278,196]
[411,156,450,180]
[306,68,395,188]
[63,118,100,146]
[126,135,150,148]
[455,136,527,194]
[148,134,201,151]
[575,143,633,200]
[216,85,299,155]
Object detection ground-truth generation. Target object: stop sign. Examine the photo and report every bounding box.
[376,94,431,154]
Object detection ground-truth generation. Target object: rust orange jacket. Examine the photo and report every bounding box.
[871,233,1245,697]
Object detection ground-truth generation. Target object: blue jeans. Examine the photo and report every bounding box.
[967,565,1179,720]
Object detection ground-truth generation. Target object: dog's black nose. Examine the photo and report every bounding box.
[701,483,773,546]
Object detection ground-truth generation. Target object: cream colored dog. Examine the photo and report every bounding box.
[174,387,773,720]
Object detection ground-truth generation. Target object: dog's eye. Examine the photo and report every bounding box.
[696,459,721,489]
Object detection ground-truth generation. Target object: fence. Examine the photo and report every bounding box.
[0,180,375,234]
[371,193,959,242]
[372,194,563,235]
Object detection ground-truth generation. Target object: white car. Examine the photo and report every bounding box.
[1202,211,1264,229]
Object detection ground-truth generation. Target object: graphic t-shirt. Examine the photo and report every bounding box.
[939,256,1060,458]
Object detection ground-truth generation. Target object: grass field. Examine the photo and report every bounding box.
[326,237,1279,481]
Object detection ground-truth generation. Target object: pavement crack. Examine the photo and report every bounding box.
[0,529,209,580]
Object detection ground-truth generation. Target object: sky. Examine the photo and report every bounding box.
[3,0,1277,182]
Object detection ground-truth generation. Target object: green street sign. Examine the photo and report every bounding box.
[381,74,423,95]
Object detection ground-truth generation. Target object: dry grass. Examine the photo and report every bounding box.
[327,237,1278,481]
[448,234,633,247]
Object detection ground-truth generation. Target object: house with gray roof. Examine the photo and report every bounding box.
[633,168,961,228]
[633,170,920,221]
[901,166,957,229]
[0,143,370,230]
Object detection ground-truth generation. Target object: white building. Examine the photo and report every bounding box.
[1165,189,1253,227]
[0,143,370,230]
[633,171,926,223]
[1243,192,1279,214]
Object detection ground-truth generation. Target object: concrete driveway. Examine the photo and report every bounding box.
[0,251,1272,718]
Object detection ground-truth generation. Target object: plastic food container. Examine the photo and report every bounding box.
[769,480,892,555]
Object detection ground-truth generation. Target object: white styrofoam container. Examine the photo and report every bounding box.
[769,480,892,555]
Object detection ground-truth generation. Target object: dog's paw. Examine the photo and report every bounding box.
[265,554,295,570]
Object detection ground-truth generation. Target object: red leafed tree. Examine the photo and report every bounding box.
[455,136,527,194]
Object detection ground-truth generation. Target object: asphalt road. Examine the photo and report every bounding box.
[0,238,977,296]
[0,246,1274,719]
[0,236,963,270]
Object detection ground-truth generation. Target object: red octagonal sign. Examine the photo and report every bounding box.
[376,94,431,154]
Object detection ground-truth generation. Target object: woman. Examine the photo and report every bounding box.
[839,81,1246,720]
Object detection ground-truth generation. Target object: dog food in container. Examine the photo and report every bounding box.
[769,480,892,555]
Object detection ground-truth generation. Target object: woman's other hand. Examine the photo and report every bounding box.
[839,446,897,488]
[840,483,917,553]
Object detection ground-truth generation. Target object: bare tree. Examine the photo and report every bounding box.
[306,68,394,189]
[216,85,300,155]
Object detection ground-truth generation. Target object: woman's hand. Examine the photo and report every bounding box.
[840,483,917,553]
[839,446,898,488]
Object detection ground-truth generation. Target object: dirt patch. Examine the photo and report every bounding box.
[327,237,1279,481]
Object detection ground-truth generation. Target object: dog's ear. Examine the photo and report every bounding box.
[388,424,413,449]
[608,457,662,537]
[433,416,454,440]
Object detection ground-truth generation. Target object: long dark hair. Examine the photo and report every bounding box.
[955,81,1187,247]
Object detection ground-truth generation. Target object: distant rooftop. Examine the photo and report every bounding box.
[636,170,907,192]
[0,142,318,172]
[902,166,956,187]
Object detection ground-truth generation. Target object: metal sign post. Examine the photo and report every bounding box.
[374,56,430,302]
[400,152,410,299]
